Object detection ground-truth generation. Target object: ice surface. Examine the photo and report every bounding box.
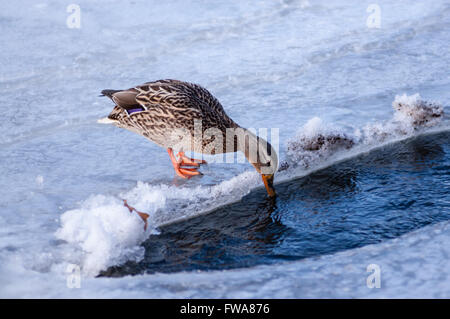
[55,195,149,276]
[2,219,450,298]
[50,93,446,280]
[1,0,449,298]
[281,93,445,171]
[54,173,260,276]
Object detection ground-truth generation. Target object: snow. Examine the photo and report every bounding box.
[2,219,450,298]
[55,195,148,276]
[1,0,449,298]
[35,93,447,285]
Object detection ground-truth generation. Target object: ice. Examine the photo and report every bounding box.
[361,93,445,144]
[392,93,444,128]
[50,93,446,279]
[2,219,450,298]
[283,117,356,169]
[1,0,450,298]
[55,195,149,276]
[280,94,445,172]
[54,172,261,276]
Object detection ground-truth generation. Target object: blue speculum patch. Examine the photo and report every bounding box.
[127,107,145,115]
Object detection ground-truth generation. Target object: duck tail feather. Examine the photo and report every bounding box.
[100,89,122,98]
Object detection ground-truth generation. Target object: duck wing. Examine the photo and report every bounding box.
[101,88,144,113]
[134,80,235,129]
[102,79,236,130]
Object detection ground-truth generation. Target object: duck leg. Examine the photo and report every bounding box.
[123,199,149,231]
[177,151,207,166]
[167,148,203,178]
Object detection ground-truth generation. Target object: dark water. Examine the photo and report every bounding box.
[100,131,450,277]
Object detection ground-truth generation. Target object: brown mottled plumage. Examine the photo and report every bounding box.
[100,79,278,198]
[102,79,239,153]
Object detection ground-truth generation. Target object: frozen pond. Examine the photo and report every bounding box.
[0,0,449,298]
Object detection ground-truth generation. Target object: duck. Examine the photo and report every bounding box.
[99,79,278,227]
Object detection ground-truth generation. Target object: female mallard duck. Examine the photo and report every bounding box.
[99,79,278,225]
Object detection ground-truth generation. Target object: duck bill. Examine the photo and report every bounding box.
[261,174,276,197]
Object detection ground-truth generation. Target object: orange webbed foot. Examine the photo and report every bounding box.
[123,199,149,231]
[177,152,207,167]
[167,149,206,179]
